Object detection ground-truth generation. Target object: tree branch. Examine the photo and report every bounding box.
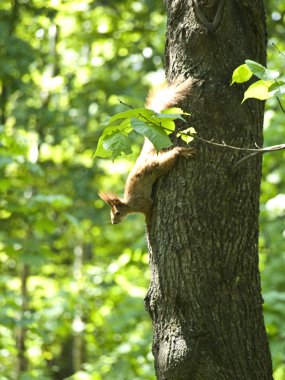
[276,96,285,114]
[117,99,285,168]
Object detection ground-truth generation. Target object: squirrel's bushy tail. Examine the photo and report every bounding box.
[145,77,194,113]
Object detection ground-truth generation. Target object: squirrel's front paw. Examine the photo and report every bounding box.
[176,147,196,157]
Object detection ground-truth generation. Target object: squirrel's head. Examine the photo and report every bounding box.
[99,192,129,224]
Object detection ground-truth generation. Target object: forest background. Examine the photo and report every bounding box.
[0,0,284,379]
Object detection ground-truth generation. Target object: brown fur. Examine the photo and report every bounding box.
[99,78,195,224]
[98,192,122,206]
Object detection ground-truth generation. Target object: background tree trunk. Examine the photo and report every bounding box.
[145,1,273,379]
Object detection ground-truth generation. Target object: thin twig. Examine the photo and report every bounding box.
[272,42,285,58]
[118,99,134,109]
[231,152,260,171]
[276,96,285,114]
[232,144,285,170]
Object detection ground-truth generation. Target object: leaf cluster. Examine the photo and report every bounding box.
[232,60,285,103]
[95,107,195,160]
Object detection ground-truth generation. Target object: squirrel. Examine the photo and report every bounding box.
[99,78,195,224]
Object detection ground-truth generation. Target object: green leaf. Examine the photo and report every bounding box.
[159,119,176,134]
[231,64,252,84]
[131,118,172,151]
[102,118,132,133]
[160,107,190,120]
[245,60,267,79]
[161,107,184,114]
[161,107,190,116]
[245,60,279,80]
[156,113,186,122]
[109,108,154,123]
[242,80,275,102]
[95,119,132,158]
[177,127,196,144]
[146,114,176,134]
[268,81,285,95]
[102,131,132,159]
[95,134,113,158]
[152,107,190,134]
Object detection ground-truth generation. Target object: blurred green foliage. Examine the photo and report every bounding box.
[262,2,285,379]
[0,0,284,379]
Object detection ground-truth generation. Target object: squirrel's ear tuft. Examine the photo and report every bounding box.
[98,192,120,206]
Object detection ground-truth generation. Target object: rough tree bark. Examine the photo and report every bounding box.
[145,1,273,379]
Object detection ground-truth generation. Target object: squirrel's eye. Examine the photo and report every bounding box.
[114,211,121,216]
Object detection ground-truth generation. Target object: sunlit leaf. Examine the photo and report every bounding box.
[231,64,252,84]
[159,119,176,134]
[242,80,275,102]
[109,108,154,123]
[161,107,184,114]
[177,127,196,144]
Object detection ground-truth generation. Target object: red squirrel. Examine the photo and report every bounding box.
[99,78,195,224]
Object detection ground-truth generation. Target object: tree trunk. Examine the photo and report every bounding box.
[145,1,273,379]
